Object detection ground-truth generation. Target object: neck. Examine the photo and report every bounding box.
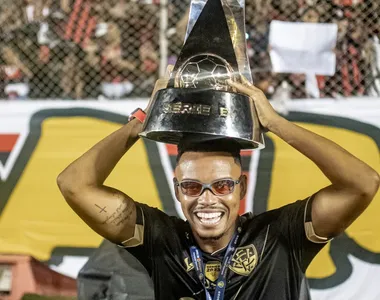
[193,221,238,254]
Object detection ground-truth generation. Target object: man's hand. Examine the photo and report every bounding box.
[228,78,282,130]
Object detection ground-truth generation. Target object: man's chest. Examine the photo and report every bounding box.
[153,224,289,299]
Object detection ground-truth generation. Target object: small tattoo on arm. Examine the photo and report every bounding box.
[95,204,107,213]
[101,200,134,227]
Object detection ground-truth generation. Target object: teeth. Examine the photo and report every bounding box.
[196,212,222,219]
[199,216,221,225]
[195,212,223,225]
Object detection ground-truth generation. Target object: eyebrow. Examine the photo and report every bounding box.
[179,177,234,182]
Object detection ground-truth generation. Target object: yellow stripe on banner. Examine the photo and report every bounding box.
[267,123,380,279]
[0,117,162,261]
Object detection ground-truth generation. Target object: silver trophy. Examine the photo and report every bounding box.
[140,0,264,149]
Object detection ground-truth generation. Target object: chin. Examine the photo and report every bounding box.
[197,231,225,241]
[191,216,228,241]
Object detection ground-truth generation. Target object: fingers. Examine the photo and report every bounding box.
[240,75,251,86]
[228,80,251,95]
[165,64,174,79]
[152,79,166,95]
[227,76,263,96]
[154,64,174,91]
[149,64,174,105]
[154,65,173,91]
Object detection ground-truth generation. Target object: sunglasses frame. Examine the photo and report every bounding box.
[174,176,242,197]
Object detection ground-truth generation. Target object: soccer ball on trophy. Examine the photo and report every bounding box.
[175,54,234,91]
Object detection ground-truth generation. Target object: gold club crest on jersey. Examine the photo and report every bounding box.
[229,245,258,276]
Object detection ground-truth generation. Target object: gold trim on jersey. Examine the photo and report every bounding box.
[184,257,194,272]
[120,207,145,247]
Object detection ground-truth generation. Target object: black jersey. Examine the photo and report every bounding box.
[126,197,327,300]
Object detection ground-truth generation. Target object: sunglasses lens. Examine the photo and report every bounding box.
[212,180,235,195]
[180,181,203,196]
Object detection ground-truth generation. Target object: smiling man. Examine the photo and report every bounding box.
[57,77,379,300]
[173,141,244,252]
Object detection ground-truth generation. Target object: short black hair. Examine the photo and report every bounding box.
[176,135,242,166]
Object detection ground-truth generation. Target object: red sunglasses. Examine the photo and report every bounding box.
[174,176,242,197]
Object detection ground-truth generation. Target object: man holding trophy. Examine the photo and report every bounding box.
[57,0,379,299]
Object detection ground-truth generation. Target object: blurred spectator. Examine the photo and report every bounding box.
[59,0,73,14]
[0,46,32,100]
[300,6,320,23]
[61,46,100,99]
[89,22,137,99]
[317,9,366,98]
[104,0,159,97]
[0,0,50,36]
[0,0,23,34]
[64,0,97,49]
[247,20,274,97]
[24,0,50,22]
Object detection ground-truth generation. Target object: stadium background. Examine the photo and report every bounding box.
[1,0,379,100]
[0,0,379,299]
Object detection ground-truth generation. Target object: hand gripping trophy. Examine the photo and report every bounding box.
[140,0,264,149]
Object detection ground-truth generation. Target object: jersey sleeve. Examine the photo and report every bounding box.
[276,195,331,271]
[118,202,178,275]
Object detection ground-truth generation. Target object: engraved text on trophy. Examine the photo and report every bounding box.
[163,102,229,117]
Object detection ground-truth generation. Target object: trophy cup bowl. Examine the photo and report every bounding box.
[139,0,265,150]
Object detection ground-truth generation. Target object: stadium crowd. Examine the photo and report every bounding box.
[0,0,379,100]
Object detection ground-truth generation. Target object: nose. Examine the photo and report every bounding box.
[198,189,217,206]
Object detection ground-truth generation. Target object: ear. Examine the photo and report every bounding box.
[239,175,247,200]
[173,178,180,202]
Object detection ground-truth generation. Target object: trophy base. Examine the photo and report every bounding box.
[139,88,265,150]
[140,131,263,149]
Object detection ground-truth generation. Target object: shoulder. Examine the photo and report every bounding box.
[241,198,310,233]
[136,202,189,239]
[121,202,188,248]
[136,202,186,226]
[256,198,310,220]
[238,210,280,241]
[241,205,284,226]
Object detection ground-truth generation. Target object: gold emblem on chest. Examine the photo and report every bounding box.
[229,244,258,276]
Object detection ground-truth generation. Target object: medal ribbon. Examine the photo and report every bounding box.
[189,227,241,300]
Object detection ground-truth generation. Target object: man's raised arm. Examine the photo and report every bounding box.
[57,118,142,244]
[229,79,380,239]
[267,116,379,238]
[57,67,171,244]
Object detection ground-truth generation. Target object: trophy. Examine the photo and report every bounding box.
[139,0,264,149]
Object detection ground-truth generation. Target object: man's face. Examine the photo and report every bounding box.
[174,152,246,241]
